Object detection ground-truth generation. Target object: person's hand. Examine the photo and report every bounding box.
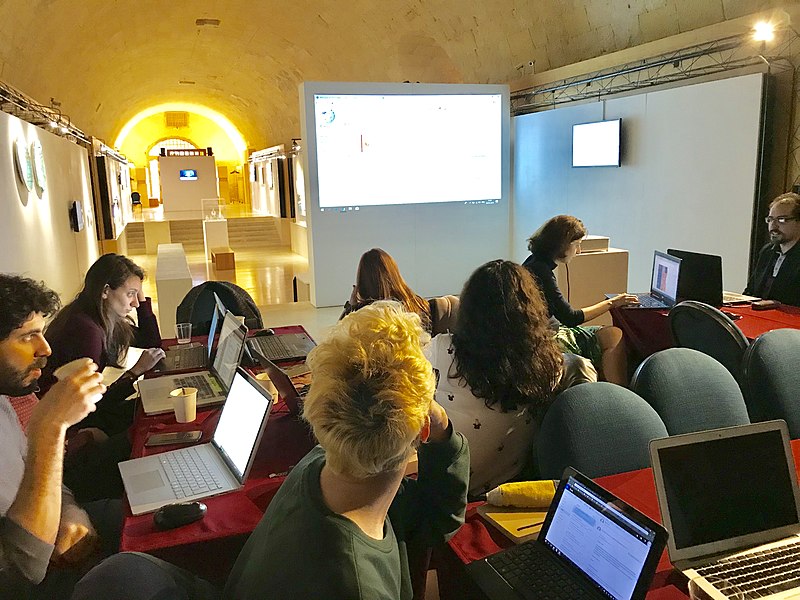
[426,400,451,443]
[137,288,146,303]
[51,506,98,568]
[29,361,105,432]
[609,293,639,308]
[130,347,166,376]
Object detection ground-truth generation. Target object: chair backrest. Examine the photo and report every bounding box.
[742,328,800,436]
[176,281,264,335]
[131,191,142,206]
[428,295,460,335]
[668,300,749,380]
[631,348,750,435]
[537,382,668,479]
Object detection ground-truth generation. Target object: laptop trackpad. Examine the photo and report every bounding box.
[130,469,166,491]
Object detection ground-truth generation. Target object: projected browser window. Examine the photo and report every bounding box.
[313,94,502,208]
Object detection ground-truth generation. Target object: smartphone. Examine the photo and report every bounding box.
[145,431,202,447]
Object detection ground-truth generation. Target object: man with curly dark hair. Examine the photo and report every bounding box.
[0,274,107,599]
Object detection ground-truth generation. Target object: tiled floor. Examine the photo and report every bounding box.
[130,246,341,343]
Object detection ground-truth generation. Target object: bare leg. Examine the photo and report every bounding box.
[595,326,628,387]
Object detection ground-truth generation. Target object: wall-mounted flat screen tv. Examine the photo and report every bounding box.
[572,119,621,167]
[179,169,198,181]
[303,83,507,209]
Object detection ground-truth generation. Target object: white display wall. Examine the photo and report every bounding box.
[158,155,219,219]
[512,73,765,292]
[0,110,99,300]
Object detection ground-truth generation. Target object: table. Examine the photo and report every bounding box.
[119,325,315,581]
[442,439,800,599]
[611,303,800,363]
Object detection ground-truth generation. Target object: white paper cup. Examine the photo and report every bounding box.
[170,387,197,423]
[175,323,192,345]
[54,357,93,381]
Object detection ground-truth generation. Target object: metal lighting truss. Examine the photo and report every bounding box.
[0,79,90,144]
[511,30,800,116]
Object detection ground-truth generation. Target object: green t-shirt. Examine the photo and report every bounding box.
[224,429,469,600]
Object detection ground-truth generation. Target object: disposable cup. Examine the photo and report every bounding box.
[54,357,93,381]
[175,323,192,345]
[170,387,198,423]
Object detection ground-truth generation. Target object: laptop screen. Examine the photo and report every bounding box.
[212,313,247,390]
[650,251,681,303]
[655,428,798,551]
[212,370,273,481]
[543,476,660,600]
[206,301,222,362]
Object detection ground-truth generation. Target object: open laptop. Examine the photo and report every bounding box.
[120,368,273,515]
[162,292,226,372]
[468,468,668,600]
[137,312,248,415]
[667,249,760,306]
[246,344,309,415]
[247,330,316,362]
[650,421,800,600]
[607,250,681,309]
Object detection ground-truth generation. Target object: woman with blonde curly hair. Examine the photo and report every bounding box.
[429,260,596,495]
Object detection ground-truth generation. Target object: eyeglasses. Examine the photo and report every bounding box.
[765,216,799,224]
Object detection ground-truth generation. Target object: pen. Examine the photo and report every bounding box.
[517,520,545,532]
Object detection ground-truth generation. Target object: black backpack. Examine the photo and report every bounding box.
[176,281,264,335]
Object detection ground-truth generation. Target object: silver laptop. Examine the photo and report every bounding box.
[120,368,273,515]
[607,250,681,309]
[137,312,248,415]
[650,421,800,599]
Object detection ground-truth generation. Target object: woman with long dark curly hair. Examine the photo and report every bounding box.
[340,248,432,331]
[429,260,595,495]
[522,215,638,386]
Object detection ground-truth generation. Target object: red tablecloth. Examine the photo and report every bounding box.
[119,325,316,571]
[611,303,800,362]
[444,439,800,599]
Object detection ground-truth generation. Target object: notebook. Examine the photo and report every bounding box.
[468,468,668,600]
[137,312,247,415]
[606,250,681,309]
[162,294,225,372]
[120,368,273,515]
[247,331,316,362]
[667,249,760,306]
[650,421,800,600]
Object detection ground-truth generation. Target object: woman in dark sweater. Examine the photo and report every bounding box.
[522,215,638,386]
[42,253,165,435]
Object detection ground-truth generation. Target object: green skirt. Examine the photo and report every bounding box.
[555,325,603,369]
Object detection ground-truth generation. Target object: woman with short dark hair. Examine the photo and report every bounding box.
[522,215,638,386]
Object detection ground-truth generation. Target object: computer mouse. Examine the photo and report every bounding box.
[153,501,207,530]
[252,328,275,337]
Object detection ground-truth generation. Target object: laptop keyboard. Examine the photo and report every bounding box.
[696,540,800,598]
[249,336,296,360]
[636,295,667,309]
[487,541,591,599]
[173,375,215,399]
[159,447,224,499]
[166,345,206,370]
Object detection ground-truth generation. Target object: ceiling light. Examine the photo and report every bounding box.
[753,21,775,42]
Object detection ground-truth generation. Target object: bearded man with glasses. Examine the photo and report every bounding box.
[744,192,800,306]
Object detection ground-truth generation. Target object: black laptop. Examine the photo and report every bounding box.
[668,248,759,306]
[468,468,668,600]
[606,250,681,309]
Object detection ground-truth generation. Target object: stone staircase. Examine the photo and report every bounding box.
[122,216,286,254]
[125,222,145,253]
[227,216,284,249]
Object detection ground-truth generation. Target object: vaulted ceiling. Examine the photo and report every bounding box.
[0,0,796,150]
